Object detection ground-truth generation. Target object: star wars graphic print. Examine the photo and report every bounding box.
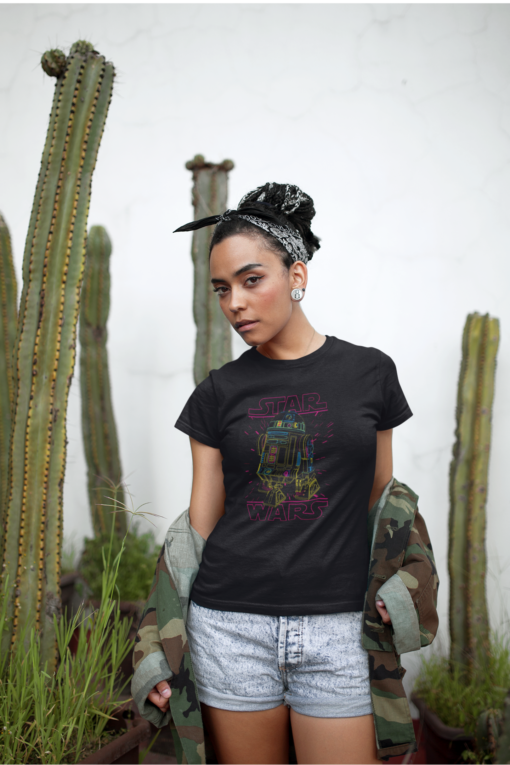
[240,392,331,523]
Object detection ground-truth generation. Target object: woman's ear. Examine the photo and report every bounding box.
[290,261,308,290]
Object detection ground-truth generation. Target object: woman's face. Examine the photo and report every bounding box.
[209,234,307,347]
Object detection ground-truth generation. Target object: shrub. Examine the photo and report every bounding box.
[80,523,159,601]
[414,631,510,737]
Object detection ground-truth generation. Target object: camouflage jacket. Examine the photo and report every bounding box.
[131,477,438,763]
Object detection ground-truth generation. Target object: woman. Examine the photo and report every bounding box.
[145,183,412,764]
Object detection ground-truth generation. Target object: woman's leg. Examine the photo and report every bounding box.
[290,710,380,765]
[201,701,290,765]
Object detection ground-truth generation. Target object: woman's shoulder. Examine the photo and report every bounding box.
[328,335,388,365]
[207,347,256,379]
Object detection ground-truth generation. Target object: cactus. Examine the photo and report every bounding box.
[0,214,18,513]
[0,42,115,670]
[185,155,234,385]
[79,225,126,537]
[496,692,510,764]
[476,692,510,763]
[449,313,499,679]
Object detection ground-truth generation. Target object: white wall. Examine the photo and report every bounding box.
[1,3,510,700]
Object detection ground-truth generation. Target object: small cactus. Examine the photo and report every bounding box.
[40,49,67,78]
[0,214,18,514]
[185,155,234,385]
[476,693,510,763]
[79,225,126,537]
[449,313,499,679]
[496,692,510,764]
[0,42,115,670]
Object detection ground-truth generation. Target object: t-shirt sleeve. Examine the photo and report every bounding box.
[377,351,413,431]
[174,374,221,448]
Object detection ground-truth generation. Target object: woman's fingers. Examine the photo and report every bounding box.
[156,679,172,697]
[375,599,392,624]
[147,679,172,711]
[147,689,170,711]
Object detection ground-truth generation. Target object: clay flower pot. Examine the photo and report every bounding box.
[412,693,476,764]
[78,704,151,765]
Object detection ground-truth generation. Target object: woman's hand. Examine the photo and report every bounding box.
[147,679,172,713]
[375,600,392,624]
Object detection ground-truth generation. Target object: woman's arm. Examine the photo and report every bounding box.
[143,437,225,713]
[370,429,393,625]
[189,436,226,540]
[368,428,393,510]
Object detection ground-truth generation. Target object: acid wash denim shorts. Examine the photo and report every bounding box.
[185,600,373,718]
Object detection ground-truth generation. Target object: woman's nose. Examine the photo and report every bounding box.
[228,286,247,313]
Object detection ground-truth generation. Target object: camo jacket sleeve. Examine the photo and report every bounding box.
[131,514,206,765]
[363,480,439,654]
[375,490,439,654]
[362,480,439,759]
[131,544,174,727]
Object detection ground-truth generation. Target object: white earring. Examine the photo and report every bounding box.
[291,288,304,301]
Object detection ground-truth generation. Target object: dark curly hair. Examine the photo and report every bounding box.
[209,182,321,267]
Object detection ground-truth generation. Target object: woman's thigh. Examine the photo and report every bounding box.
[290,709,380,764]
[201,701,290,765]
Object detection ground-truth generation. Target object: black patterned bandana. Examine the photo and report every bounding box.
[174,184,310,264]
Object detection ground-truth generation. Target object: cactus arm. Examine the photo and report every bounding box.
[467,315,498,675]
[449,314,480,667]
[448,312,498,679]
[4,55,84,578]
[1,45,115,671]
[79,223,125,539]
[0,215,18,520]
[186,156,233,385]
[14,54,107,657]
[2,55,86,641]
[40,63,116,664]
[12,74,64,398]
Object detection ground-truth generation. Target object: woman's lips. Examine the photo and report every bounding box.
[236,320,259,332]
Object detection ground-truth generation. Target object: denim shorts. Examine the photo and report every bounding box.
[185,600,373,718]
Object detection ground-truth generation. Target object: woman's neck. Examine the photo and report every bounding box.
[256,306,327,361]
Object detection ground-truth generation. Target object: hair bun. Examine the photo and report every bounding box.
[238,182,320,259]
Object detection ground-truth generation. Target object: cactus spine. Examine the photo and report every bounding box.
[79,225,126,537]
[0,42,115,670]
[0,215,18,512]
[448,312,499,679]
[185,155,234,385]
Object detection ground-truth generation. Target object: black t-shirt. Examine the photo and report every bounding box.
[174,335,412,616]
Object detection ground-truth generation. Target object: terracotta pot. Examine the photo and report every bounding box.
[411,693,476,764]
[78,704,151,765]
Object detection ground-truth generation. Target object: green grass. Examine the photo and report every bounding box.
[414,632,510,736]
[79,522,159,601]
[0,528,134,764]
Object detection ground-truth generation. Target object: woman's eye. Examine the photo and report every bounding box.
[213,286,228,295]
[246,276,262,286]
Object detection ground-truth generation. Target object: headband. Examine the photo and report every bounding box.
[173,205,310,264]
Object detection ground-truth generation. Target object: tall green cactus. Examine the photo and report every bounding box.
[449,312,499,679]
[185,155,234,385]
[79,225,126,537]
[0,214,18,512]
[0,41,115,670]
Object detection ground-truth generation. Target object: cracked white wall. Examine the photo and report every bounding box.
[1,3,510,701]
